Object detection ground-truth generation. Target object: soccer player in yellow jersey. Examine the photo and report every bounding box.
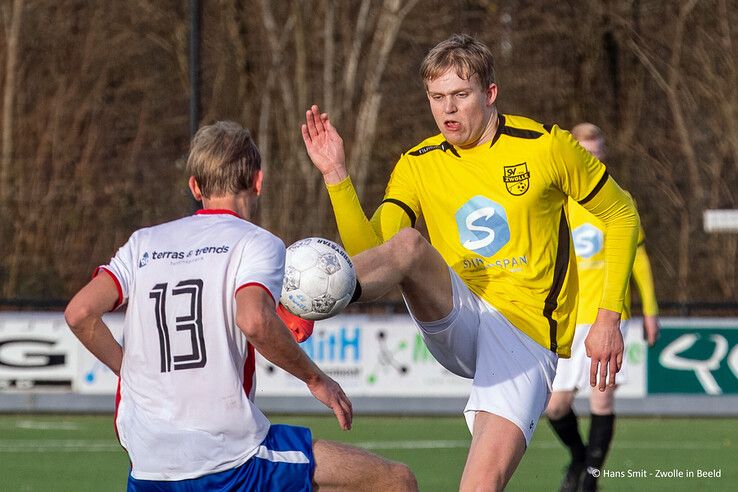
[301,34,640,491]
[547,123,660,492]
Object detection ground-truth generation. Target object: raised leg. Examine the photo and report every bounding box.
[352,228,452,322]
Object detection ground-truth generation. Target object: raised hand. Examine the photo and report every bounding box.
[301,105,348,184]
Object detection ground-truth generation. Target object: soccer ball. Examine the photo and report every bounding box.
[280,238,356,321]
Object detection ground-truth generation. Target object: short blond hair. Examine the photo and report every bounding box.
[186,121,261,198]
[571,122,604,143]
[420,34,496,88]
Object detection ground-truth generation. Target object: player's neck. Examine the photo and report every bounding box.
[201,192,257,221]
[476,108,500,147]
[458,108,500,150]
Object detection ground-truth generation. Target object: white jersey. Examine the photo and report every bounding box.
[100,209,285,481]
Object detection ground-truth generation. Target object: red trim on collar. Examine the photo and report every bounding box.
[195,209,241,219]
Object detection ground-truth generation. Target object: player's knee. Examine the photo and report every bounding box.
[461,469,507,492]
[589,393,615,415]
[546,399,571,420]
[388,462,418,491]
[389,228,428,270]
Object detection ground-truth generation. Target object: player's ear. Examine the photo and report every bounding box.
[485,83,498,107]
[188,176,203,202]
[253,170,264,196]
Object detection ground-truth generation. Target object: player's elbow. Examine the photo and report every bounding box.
[64,300,93,333]
[236,306,272,341]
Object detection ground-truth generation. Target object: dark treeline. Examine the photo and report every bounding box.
[0,0,736,307]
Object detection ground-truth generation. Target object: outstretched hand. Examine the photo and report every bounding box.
[301,105,348,184]
[307,374,353,430]
[585,308,624,391]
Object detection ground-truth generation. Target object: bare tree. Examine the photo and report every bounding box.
[1,0,23,204]
[620,0,737,303]
[0,0,736,307]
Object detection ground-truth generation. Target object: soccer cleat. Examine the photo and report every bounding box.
[558,461,585,492]
[277,303,314,342]
[581,466,600,492]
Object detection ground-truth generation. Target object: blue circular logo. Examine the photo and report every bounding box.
[572,223,604,258]
[455,196,510,257]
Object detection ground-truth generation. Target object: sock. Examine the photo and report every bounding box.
[548,407,586,464]
[583,413,615,490]
[349,278,362,304]
[276,303,314,342]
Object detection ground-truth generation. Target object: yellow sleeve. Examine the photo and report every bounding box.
[549,125,608,201]
[370,202,413,243]
[579,177,640,314]
[631,232,659,316]
[326,176,412,256]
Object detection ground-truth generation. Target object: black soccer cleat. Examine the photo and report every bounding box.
[581,466,600,492]
[558,461,585,492]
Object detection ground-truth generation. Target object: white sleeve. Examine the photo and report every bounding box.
[234,231,286,304]
[97,233,137,307]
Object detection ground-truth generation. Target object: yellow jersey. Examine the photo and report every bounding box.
[327,114,639,357]
[569,199,659,324]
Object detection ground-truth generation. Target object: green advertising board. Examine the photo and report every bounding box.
[648,323,738,394]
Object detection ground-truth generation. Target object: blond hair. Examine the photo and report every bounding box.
[420,34,496,88]
[571,122,604,143]
[186,121,261,198]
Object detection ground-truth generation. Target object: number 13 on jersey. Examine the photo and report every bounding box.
[149,279,207,372]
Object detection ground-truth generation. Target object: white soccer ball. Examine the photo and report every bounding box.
[280,237,356,321]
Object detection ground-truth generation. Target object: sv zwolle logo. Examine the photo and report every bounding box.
[503,162,530,196]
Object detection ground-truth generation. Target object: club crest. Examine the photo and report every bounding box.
[503,162,530,196]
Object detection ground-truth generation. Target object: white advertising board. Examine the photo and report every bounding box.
[0,312,77,391]
[0,312,123,394]
[255,315,472,398]
[0,312,651,399]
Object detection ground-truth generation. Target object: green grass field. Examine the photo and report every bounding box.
[0,414,735,491]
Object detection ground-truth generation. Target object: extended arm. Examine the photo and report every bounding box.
[65,272,123,376]
[326,177,412,255]
[631,238,660,346]
[236,286,353,430]
[580,177,640,390]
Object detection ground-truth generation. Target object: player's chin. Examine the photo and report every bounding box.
[441,132,467,147]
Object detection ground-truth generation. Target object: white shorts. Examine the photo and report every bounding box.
[405,268,558,445]
[551,320,630,392]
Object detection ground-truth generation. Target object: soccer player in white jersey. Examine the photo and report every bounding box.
[546,123,660,492]
[65,121,417,491]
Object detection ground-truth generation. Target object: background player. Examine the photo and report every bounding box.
[547,122,660,492]
[301,34,640,490]
[65,121,417,491]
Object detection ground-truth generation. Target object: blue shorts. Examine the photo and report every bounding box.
[127,425,315,491]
